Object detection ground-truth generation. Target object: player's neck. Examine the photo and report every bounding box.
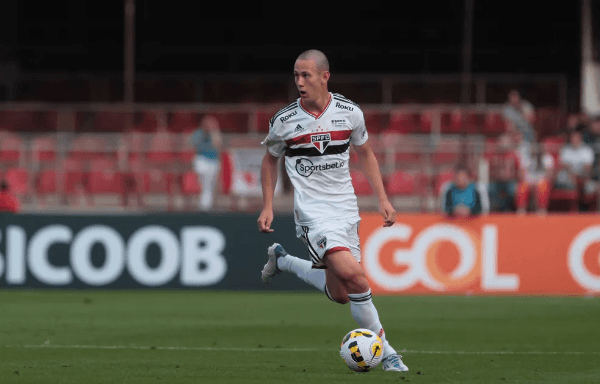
[301,92,331,117]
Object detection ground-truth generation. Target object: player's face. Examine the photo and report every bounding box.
[294,59,328,102]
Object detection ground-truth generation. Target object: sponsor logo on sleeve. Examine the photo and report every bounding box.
[335,102,353,111]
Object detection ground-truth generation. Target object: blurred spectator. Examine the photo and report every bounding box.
[515,141,555,214]
[486,134,521,212]
[588,118,600,181]
[503,90,535,143]
[578,113,593,144]
[556,131,596,210]
[0,180,20,212]
[441,166,489,217]
[191,115,222,211]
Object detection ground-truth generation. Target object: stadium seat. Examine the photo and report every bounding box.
[63,157,87,196]
[69,135,109,160]
[146,129,175,164]
[255,110,274,132]
[133,110,159,132]
[350,171,373,195]
[168,110,197,132]
[0,132,23,164]
[441,109,463,134]
[31,136,58,163]
[5,168,30,195]
[483,112,506,136]
[434,170,455,195]
[419,110,433,133]
[386,111,417,133]
[432,138,461,165]
[35,169,57,194]
[181,170,201,195]
[363,110,389,133]
[387,171,420,196]
[141,168,173,194]
[88,159,124,194]
[139,168,174,210]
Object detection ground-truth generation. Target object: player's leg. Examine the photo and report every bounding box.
[261,243,327,293]
[324,250,408,371]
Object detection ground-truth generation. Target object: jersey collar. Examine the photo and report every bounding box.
[299,93,332,120]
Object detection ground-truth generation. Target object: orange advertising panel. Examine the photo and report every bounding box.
[359,214,600,295]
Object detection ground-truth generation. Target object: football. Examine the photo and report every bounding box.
[339,328,384,372]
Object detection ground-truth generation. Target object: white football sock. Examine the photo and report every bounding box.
[277,255,326,293]
[348,290,397,358]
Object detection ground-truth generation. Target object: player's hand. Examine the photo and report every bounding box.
[379,200,396,227]
[257,208,275,233]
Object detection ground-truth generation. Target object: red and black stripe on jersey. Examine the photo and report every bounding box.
[284,129,351,158]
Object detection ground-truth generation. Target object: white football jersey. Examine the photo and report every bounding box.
[262,93,369,225]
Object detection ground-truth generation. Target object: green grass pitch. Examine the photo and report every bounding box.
[0,290,599,384]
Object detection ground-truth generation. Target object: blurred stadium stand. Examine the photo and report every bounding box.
[0,71,592,213]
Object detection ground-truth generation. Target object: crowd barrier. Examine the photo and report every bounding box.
[1,213,599,295]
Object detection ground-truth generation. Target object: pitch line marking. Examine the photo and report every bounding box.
[2,345,598,355]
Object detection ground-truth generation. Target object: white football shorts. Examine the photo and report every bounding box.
[295,217,361,269]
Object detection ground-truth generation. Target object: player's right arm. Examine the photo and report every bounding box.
[258,117,287,233]
[258,151,279,233]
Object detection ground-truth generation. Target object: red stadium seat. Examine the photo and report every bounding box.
[31,136,58,163]
[351,171,373,195]
[35,170,57,194]
[70,135,109,160]
[0,132,23,163]
[88,168,124,194]
[181,170,201,195]
[255,110,274,132]
[168,110,197,132]
[135,110,159,132]
[146,130,175,163]
[419,110,433,133]
[5,168,29,195]
[386,111,417,133]
[63,157,87,195]
[387,171,420,196]
[434,170,455,195]
[432,138,461,165]
[141,168,173,194]
[483,112,506,136]
[363,110,389,133]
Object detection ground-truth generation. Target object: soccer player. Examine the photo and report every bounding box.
[257,49,408,372]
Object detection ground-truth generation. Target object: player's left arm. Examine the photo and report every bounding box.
[354,141,396,227]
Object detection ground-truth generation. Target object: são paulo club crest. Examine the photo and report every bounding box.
[311,133,331,154]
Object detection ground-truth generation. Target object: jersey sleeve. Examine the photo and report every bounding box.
[261,121,287,157]
[350,109,369,146]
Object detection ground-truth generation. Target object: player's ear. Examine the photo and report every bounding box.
[322,71,330,83]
